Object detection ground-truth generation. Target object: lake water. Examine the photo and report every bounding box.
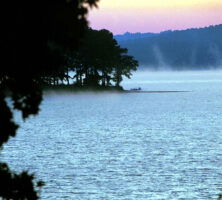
[2,70,222,200]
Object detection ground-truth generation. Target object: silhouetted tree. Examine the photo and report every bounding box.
[0,0,98,199]
[113,55,138,87]
[62,28,138,88]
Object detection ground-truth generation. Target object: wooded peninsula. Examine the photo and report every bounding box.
[41,28,138,90]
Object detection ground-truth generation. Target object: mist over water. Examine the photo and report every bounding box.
[1,70,222,199]
[123,69,222,91]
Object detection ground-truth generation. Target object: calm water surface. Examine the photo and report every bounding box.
[2,71,222,200]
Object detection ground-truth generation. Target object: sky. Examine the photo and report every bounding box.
[88,0,222,34]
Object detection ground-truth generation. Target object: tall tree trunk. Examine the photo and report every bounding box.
[115,78,120,87]
[53,76,56,86]
[79,72,83,86]
[102,71,106,87]
[75,69,79,85]
[106,75,111,86]
[66,69,70,85]
[84,69,89,86]
[116,74,120,87]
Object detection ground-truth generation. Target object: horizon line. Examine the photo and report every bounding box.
[90,23,222,36]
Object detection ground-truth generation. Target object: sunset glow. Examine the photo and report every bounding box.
[88,0,222,34]
[97,0,222,9]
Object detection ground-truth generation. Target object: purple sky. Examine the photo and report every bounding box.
[88,0,222,34]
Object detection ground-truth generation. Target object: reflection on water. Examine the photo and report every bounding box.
[2,71,222,199]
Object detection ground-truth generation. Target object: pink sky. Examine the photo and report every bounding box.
[88,0,222,34]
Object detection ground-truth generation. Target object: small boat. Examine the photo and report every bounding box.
[130,87,141,91]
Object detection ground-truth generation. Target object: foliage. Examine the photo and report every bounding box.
[0,0,98,199]
[0,163,44,200]
[42,28,139,87]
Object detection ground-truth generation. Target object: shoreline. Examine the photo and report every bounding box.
[42,85,190,94]
[42,85,124,93]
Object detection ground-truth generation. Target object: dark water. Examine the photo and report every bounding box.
[2,71,222,199]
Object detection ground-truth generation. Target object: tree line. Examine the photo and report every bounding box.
[118,24,222,69]
[41,28,138,88]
